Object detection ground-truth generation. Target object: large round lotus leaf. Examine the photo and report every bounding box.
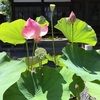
[55,18,97,46]
[4,67,74,100]
[60,44,100,81]
[0,19,26,45]
[86,80,100,100]
[69,74,85,97]
[0,52,26,100]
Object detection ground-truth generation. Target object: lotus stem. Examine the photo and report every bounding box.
[30,72,38,90]
[31,41,36,71]
[51,11,56,66]
[71,23,75,59]
[26,40,30,70]
[72,23,74,44]
[39,59,42,67]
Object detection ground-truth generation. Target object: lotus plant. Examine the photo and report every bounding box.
[22,17,49,71]
[0,6,100,100]
[50,4,56,66]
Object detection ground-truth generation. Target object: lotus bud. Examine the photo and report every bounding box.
[69,11,76,24]
[50,4,55,12]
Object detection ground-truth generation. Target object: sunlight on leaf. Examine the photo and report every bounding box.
[36,16,49,27]
[55,18,97,46]
[0,19,26,45]
[25,56,48,69]
[86,81,100,100]
[46,54,66,67]
[4,67,74,100]
[60,44,100,81]
[0,52,26,100]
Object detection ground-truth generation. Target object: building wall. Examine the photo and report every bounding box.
[14,0,41,2]
[14,0,71,2]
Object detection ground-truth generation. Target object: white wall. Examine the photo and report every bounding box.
[44,0,71,2]
[14,0,71,2]
[14,0,41,2]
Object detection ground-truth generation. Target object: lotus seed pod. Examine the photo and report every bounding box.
[50,4,55,12]
[35,47,47,59]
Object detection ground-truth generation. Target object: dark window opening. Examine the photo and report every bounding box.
[12,2,71,38]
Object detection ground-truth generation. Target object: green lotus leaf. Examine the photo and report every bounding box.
[59,44,100,81]
[46,54,66,67]
[86,81,100,100]
[55,18,97,46]
[0,19,26,45]
[69,74,85,97]
[25,56,48,69]
[36,16,49,27]
[4,67,74,100]
[0,52,26,100]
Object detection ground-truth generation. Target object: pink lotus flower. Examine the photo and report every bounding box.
[34,36,42,42]
[22,18,48,41]
[69,11,76,24]
[34,25,48,42]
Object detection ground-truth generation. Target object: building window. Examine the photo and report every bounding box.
[15,6,41,20]
[13,1,71,36]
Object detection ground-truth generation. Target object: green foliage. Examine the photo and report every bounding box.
[0,13,99,100]
[0,52,26,100]
[0,0,11,15]
[4,67,74,100]
[60,44,100,81]
[25,56,48,69]
[55,18,97,46]
[0,0,12,21]
[36,16,49,27]
[0,19,26,45]
[69,74,85,97]
[46,54,66,67]
[86,80,100,100]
